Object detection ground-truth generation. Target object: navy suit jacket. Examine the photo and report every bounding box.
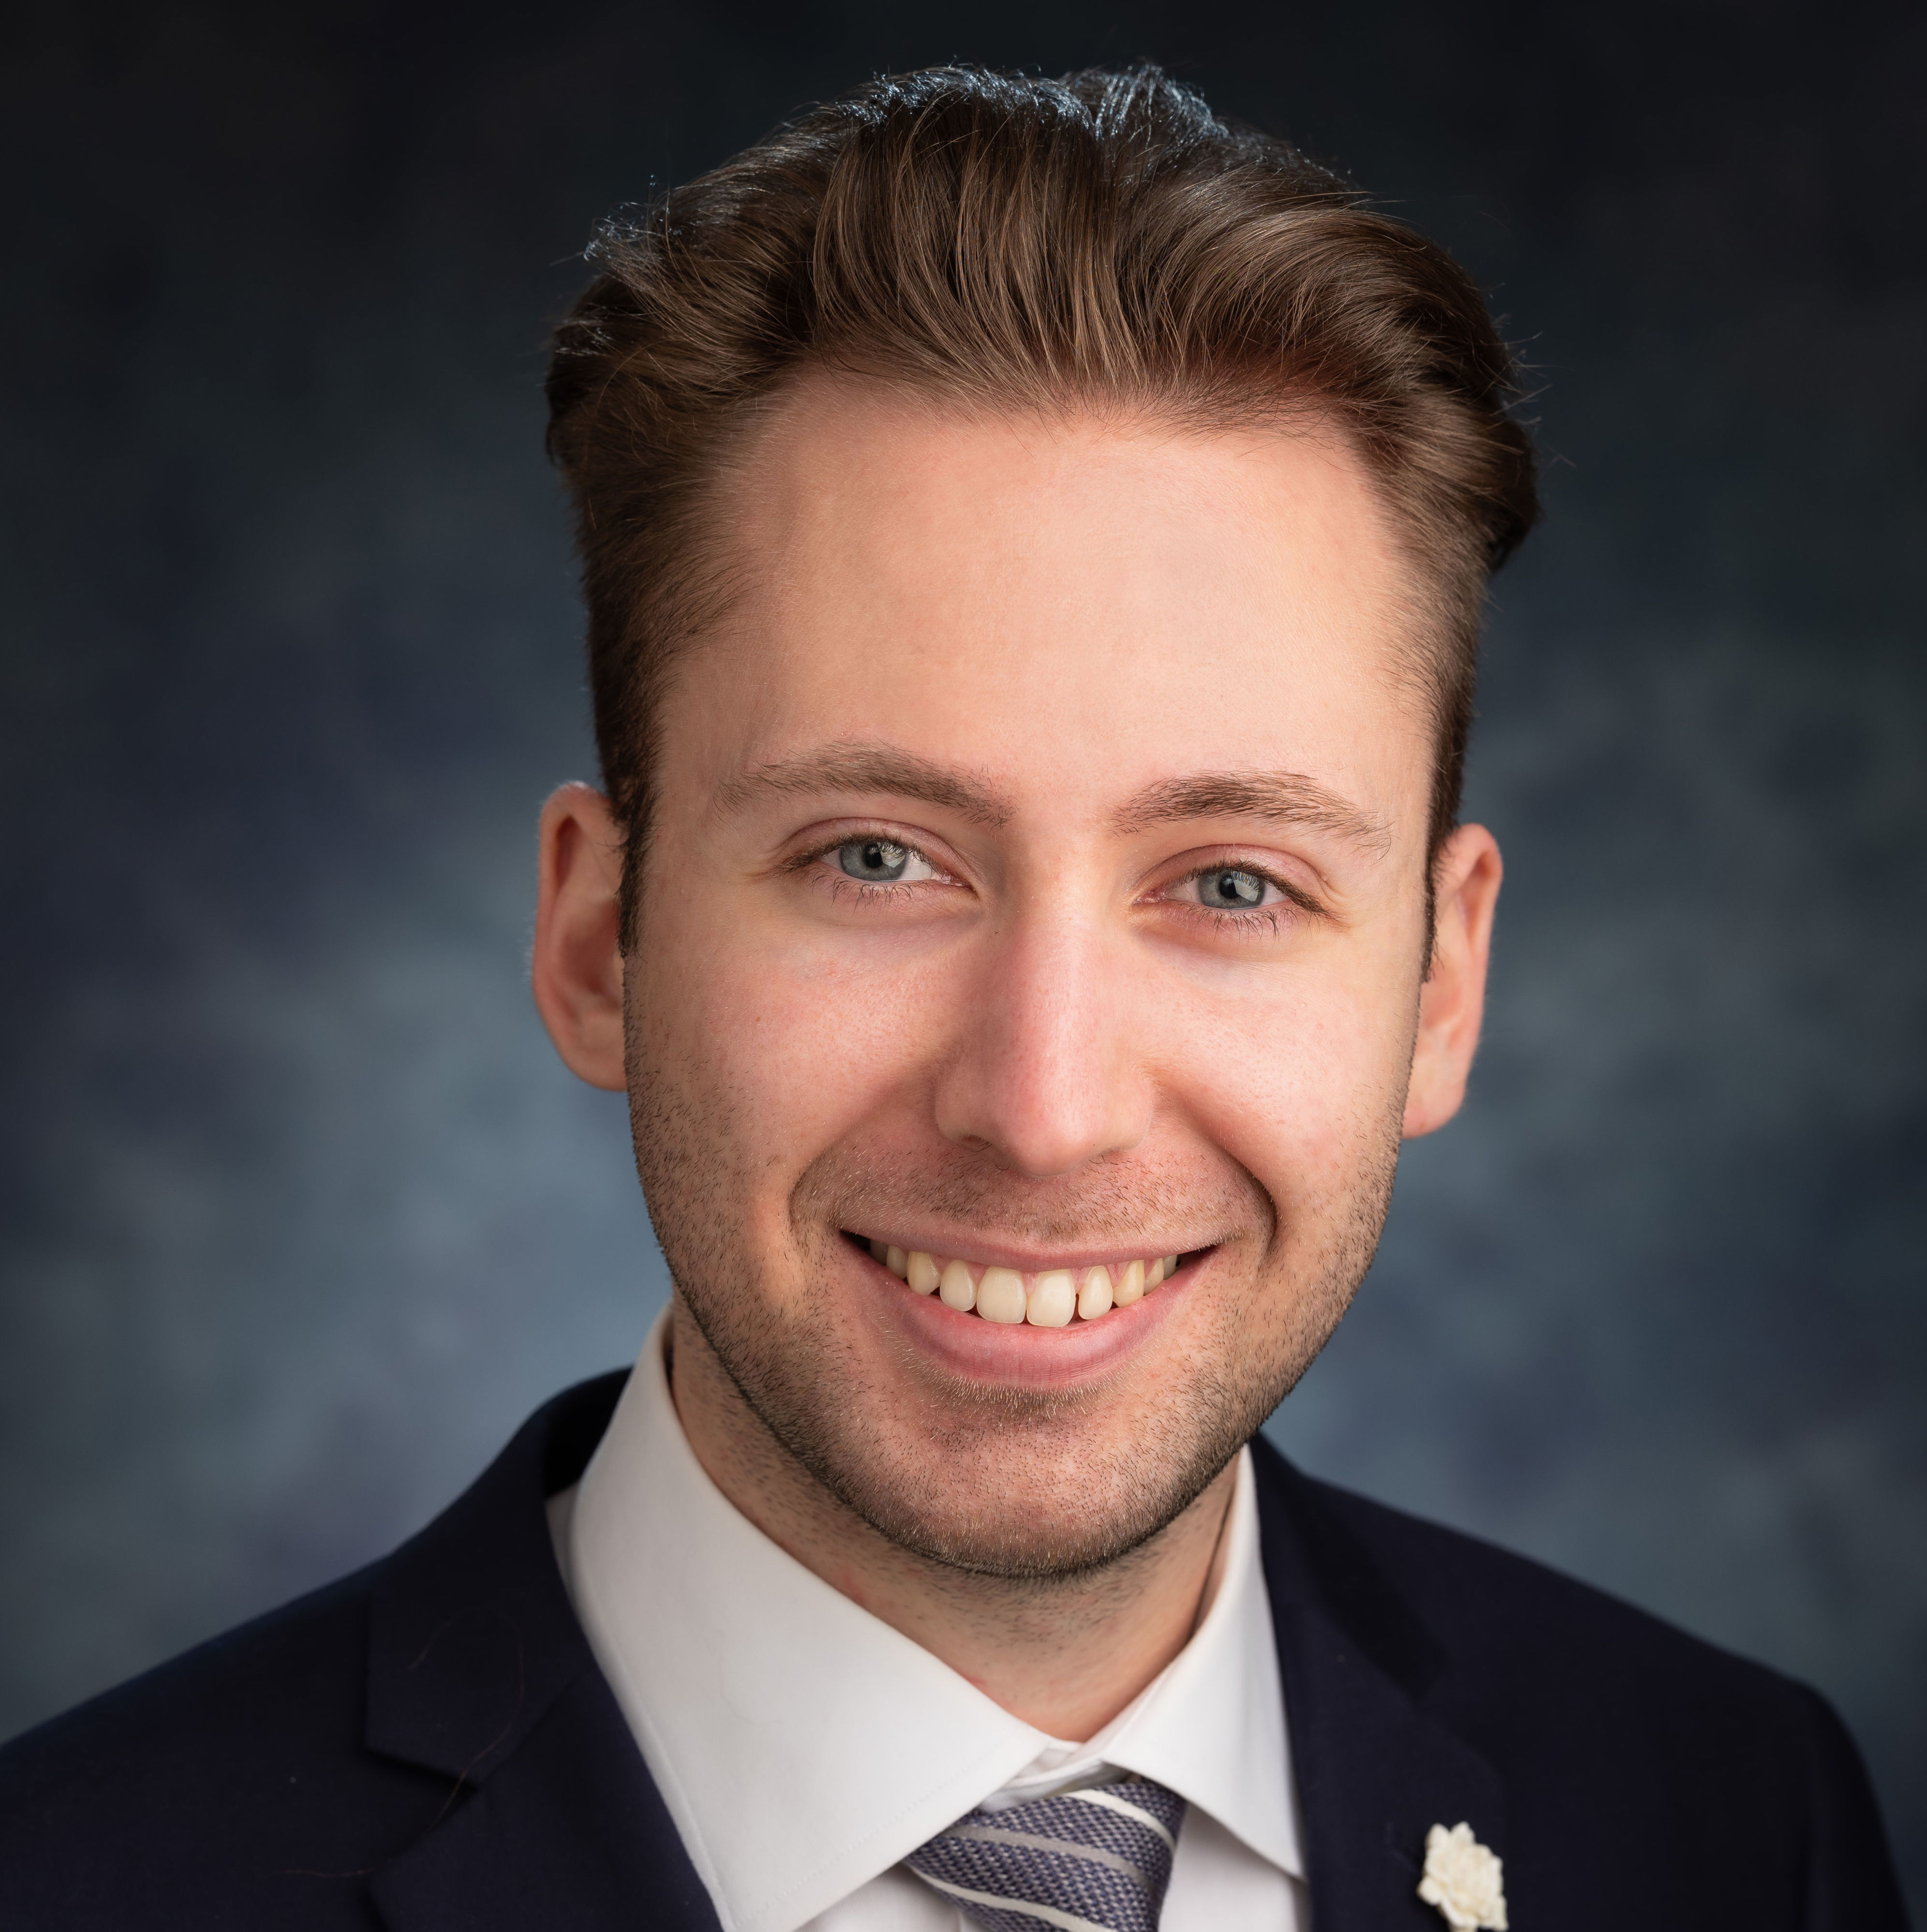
[0,1373,1907,1929]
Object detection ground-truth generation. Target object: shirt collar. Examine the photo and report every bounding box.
[1077,1429,1302,1878]
[564,1312,1299,1932]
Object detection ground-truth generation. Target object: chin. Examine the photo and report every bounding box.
[743,1334,1261,1579]
[829,1443,1220,1580]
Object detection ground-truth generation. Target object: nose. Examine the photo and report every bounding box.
[932,902,1154,1179]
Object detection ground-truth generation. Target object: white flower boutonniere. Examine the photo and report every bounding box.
[1417,1821,1509,1929]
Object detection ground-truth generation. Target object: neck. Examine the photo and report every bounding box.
[665,1299,1239,1741]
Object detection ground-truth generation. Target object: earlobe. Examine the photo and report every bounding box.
[532,783,630,1092]
[1401,824,1502,1139]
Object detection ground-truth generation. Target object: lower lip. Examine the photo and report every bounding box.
[856,1245,1198,1390]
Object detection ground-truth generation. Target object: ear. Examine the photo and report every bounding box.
[1402,823,1502,1139]
[532,783,629,1092]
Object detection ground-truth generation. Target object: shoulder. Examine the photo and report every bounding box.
[0,1372,629,1930]
[1250,1438,1906,1923]
[1258,1441,1805,1720]
[0,1563,449,1928]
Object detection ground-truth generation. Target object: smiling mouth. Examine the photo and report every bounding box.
[848,1234,1193,1326]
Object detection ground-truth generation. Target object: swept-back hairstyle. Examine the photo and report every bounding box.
[546,65,1538,941]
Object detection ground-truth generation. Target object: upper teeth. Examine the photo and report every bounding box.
[866,1240,1183,1324]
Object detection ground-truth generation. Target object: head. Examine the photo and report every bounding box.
[533,67,1535,1579]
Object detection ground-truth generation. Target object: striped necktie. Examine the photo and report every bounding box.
[904,1775,1187,1932]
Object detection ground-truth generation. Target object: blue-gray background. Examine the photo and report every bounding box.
[4,0,1923,1909]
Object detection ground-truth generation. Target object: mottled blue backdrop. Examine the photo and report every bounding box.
[3,0,1922,1910]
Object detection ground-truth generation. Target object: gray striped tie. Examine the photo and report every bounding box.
[904,1776,1187,1932]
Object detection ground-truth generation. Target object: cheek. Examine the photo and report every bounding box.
[633,869,957,1198]
[1162,954,1418,1213]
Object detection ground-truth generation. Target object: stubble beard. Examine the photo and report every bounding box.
[626,1024,1403,1584]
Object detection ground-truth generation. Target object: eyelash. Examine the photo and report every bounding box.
[1158,865,1315,934]
[786,830,954,905]
[789,833,1316,933]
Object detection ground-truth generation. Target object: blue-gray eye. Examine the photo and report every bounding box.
[1197,867,1270,909]
[837,837,911,882]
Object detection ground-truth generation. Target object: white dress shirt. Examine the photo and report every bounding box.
[550,1313,1307,1932]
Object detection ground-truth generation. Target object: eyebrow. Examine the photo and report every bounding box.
[716,744,1389,855]
[714,744,1014,827]
[1111,771,1393,855]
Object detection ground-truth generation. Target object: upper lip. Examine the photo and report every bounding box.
[847,1229,1208,1272]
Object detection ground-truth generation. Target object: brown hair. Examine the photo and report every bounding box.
[545,64,1538,942]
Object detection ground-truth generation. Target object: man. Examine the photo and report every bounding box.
[0,63,1906,1932]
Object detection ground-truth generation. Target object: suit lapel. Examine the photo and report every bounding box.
[370,1668,721,1932]
[358,1373,722,1932]
[1253,1442,1506,1931]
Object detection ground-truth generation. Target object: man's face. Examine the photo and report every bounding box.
[620,381,1467,1576]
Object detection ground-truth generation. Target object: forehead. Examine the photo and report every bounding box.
[671,379,1433,838]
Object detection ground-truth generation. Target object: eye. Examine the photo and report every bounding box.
[1182,865,1283,911]
[829,836,941,884]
